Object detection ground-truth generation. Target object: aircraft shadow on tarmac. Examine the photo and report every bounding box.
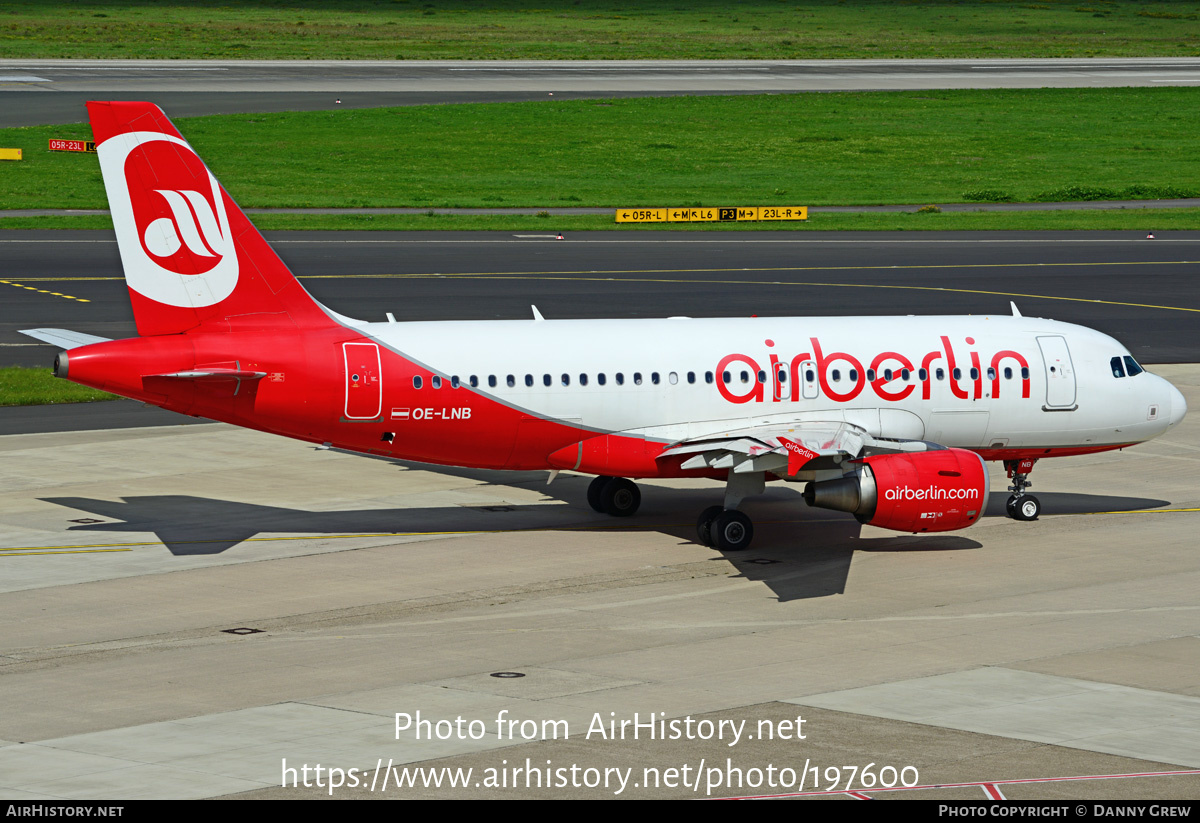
[40,477,1167,603]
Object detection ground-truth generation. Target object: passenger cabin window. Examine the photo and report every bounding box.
[1004,367,1012,380]
[413,376,423,389]
[450,375,460,388]
[488,375,497,388]
[431,375,442,389]
[579,373,588,386]
[778,370,787,383]
[543,374,552,387]
[616,373,625,385]
[936,368,945,380]
[866,369,876,382]
[722,371,731,384]
[757,370,766,384]
[706,371,714,384]
[470,375,479,388]
[634,372,643,385]
[918,368,927,381]
[832,369,841,382]
[952,368,962,380]
[651,372,660,385]
[507,374,515,388]
[598,373,607,386]
[561,373,570,386]
[970,368,979,380]
[1021,367,1030,379]
[687,372,696,384]
[524,374,533,387]
[669,372,678,385]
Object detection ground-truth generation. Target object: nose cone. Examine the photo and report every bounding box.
[1167,381,1188,429]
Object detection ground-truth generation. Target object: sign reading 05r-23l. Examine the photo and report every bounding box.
[615,207,807,223]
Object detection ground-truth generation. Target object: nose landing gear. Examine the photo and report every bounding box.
[694,471,763,551]
[1004,458,1040,521]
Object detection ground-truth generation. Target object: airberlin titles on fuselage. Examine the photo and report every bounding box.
[715,336,1031,405]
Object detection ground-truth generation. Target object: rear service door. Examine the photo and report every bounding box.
[343,342,382,420]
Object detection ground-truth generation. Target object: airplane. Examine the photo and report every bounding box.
[21,102,1188,551]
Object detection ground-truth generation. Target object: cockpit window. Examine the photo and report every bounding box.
[1123,356,1144,376]
[1111,356,1126,378]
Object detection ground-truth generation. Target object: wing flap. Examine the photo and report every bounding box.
[659,420,936,478]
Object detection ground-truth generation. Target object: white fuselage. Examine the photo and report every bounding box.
[353,313,1185,451]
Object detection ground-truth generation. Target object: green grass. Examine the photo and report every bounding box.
[0,367,117,407]
[2,0,1198,59]
[3,208,1195,232]
[3,89,1200,213]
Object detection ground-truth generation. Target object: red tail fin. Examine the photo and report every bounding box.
[89,101,330,336]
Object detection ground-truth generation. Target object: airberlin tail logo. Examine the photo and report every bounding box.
[98,131,239,309]
[143,188,228,261]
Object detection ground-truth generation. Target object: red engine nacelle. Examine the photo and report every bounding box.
[803,448,990,533]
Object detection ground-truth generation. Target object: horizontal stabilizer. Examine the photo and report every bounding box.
[19,328,112,349]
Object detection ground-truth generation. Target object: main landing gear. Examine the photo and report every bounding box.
[586,472,763,551]
[586,475,641,517]
[1004,458,1041,521]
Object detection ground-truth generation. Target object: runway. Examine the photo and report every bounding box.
[4,57,1200,126]
[4,230,1199,374]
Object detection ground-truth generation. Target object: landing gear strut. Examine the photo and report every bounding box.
[587,476,641,517]
[695,471,763,551]
[1004,458,1041,521]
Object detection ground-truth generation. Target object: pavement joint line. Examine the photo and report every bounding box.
[0,549,132,556]
[1064,507,1200,515]
[5,509,1192,554]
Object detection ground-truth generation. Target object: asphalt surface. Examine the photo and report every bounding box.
[3,229,1197,357]
[4,57,1200,126]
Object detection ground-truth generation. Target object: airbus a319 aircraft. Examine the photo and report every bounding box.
[22,102,1188,551]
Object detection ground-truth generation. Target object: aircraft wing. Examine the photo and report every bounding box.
[659,420,937,477]
[19,328,112,349]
